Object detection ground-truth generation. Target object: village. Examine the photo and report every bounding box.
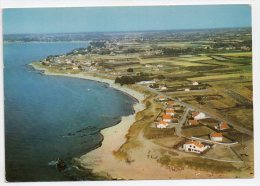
[153,94,240,157]
[32,28,253,176]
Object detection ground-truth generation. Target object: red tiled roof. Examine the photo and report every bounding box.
[159,121,168,125]
[189,120,198,125]
[210,132,223,137]
[219,122,229,130]
[163,114,172,119]
[192,111,200,117]
[185,140,204,148]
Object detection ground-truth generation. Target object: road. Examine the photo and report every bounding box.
[175,108,191,136]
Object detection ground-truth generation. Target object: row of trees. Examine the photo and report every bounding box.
[115,72,152,85]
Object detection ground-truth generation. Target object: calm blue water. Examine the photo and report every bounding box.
[4,42,136,181]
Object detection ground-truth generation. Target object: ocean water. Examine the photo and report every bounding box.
[4,42,136,181]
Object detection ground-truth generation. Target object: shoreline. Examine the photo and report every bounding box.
[30,63,146,178]
[30,63,244,180]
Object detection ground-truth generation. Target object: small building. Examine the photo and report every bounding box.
[183,140,209,154]
[165,108,175,116]
[162,114,172,123]
[192,81,199,86]
[138,80,156,85]
[158,95,167,101]
[72,66,79,70]
[192,112,206,120]
[145,64,152,68]
[184,88,190,92]
[216,121,229,131]
[192,111,200,118]
[188,119,199,126]
[159,85,167,90]
[210,132,223,142]
[156,120,168,129]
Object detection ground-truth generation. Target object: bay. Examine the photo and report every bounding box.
[4,42,136,181]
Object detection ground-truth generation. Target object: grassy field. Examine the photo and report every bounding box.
[187,73,252,81]
[182,126,214,137]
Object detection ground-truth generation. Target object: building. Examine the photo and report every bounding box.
[165,108,175,116]
[156,120,168,128]
[192,111,200,118]
[159,85,167,90]
[137,80,156,85]
[216,122,229,131]
[162,114,172,123]
[192,112,207,120]
[184,88,190,92]
[210,132,223,142]
[158,95,167,101]
[192,81,199,86]
[188,119,199,126]
[183,140,209,154]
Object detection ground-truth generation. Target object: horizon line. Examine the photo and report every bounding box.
[3,26,252,36]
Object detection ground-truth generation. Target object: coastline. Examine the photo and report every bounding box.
[30,63,146,178]
[30,63,241,180]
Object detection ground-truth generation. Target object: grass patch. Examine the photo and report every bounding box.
[158,155,238,173]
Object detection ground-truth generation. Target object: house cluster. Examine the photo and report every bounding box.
[154,97,182,129]
[181,111,233,154]
[41,55,98,72]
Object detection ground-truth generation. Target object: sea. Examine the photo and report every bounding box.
[3,42,137,181]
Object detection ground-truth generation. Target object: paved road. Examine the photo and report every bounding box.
[175,108,191,136]
[164,89,212,95]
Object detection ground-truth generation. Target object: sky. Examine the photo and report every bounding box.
[3,5,251,34]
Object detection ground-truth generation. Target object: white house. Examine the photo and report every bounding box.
[159,85,167,90]
[192,81,199,86]
[138,80,156,85]
[184,88,190,92]
[193,112,207,120]
[210,132,223,142]
[158,95,167,101]
[165,108,175,116]
[156,120,168,128]
[145,64,152,68]
[72,66,79,70]
[183,140,209,154]
[162,114,172,123]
